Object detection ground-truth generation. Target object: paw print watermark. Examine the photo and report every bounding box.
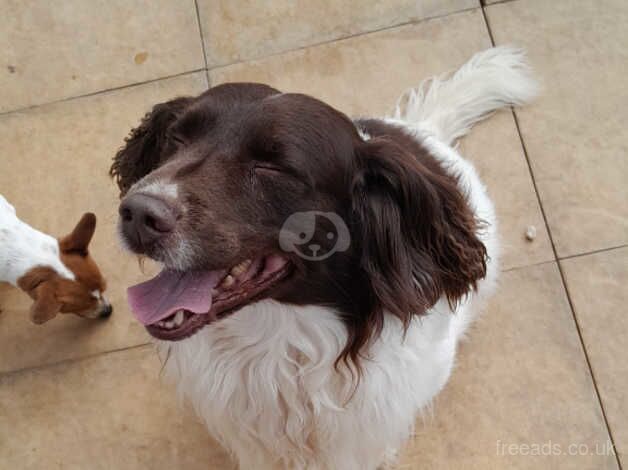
[279,211,350,261]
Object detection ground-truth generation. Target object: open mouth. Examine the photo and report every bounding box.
[127,255,292,341]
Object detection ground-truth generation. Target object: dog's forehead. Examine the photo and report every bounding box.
[129,178,178,199]
[129,92,358,200]
[178,84,282,129]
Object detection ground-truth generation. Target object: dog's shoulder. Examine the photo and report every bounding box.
[0,194,16,217]
[0,194,67,286]
[0,194,20,251]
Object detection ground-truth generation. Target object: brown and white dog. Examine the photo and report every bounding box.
[0,195,111,324]
[112,47,536,469]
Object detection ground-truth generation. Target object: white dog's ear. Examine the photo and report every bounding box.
[17,267,62,324]
[59,213,97,256]
[29,281,62,324]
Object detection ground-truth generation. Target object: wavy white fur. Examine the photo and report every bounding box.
[158,46,537,469]
[392,46,539,145]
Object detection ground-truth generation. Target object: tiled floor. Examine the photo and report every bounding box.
[0,0,625,468]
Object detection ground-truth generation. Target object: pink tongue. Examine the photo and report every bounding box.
[127,269,225,325]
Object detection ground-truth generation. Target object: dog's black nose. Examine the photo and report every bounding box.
[99,303,113,319]
[119,193,178,251]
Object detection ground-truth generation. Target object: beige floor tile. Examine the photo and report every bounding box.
[210,10,490,116]
[198,0,478,67]
[0,72,208,373]
[459,112,553,269]
[486,0,628,258]
[562,247,628,460]
[396,262,617,469]
[0,346,234,470]
[211,10,553,270]
[0,0,205,113]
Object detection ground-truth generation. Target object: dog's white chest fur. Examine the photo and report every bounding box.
[161,299,470,469]
[0,195,73,286]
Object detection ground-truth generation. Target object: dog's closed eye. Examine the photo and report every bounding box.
[253,162,285,176]
[167,132,186,147]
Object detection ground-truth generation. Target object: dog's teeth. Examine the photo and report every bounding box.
[230,259,252,277]
[174,310,184,326]
[165,320,175,329]
[220,274,235,288]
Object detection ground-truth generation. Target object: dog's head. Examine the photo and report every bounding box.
[17,213,111,324]
[111,83,486,365]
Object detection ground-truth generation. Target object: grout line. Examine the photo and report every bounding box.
[193,0,211,88]
[512,53,625,470]
[480,4,497,44]
[556,258,623,468]
[481,6,623,468]
[481,0,518,6]
[0,342,151,379]
[1,5,482,116]
[559,244,628,262]
[0,68,206,117]
[187,6,480,72]
[501,259,555,273]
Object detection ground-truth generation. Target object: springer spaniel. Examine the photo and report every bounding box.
[111,47,537,469]
[0,195,111,323]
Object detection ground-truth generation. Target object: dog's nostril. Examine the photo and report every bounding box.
[144,214,173,233]
[144,214,157,231]
[120,207,133,222]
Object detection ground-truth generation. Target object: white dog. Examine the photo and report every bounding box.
[0,195,111,323]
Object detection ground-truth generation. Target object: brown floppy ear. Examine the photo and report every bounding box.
[29,282,62,324]
[351,137,487,329]
[110,96,192,197]
[17,267,62,324]
[59,213,96,256]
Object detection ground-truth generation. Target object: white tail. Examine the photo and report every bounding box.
[392,46,539,145]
